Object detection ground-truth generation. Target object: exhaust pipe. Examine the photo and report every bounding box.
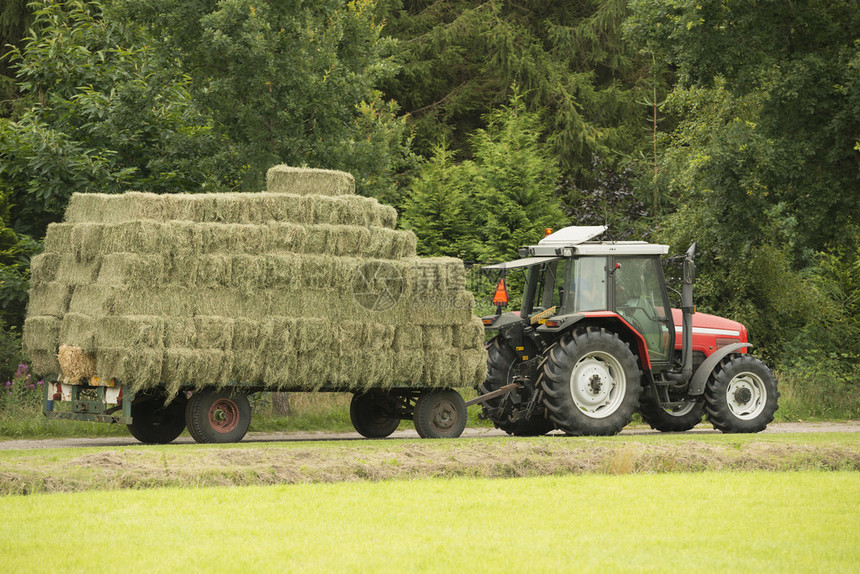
[665,242,696,383]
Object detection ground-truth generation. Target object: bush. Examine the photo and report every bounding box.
[0,322,24,383]
[0,362,43,414]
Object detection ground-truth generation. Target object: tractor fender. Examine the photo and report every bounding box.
[688,342,753,396]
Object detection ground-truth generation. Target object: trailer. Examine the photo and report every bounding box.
[25,166,486,443]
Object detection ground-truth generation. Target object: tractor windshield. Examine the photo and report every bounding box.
[521,260,565,315]
[521,257,608,317]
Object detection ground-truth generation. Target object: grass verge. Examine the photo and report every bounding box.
[0,471,857,573]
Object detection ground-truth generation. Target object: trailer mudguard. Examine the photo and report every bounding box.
[688,342,753,396]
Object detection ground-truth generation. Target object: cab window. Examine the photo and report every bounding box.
[564,257,607,312]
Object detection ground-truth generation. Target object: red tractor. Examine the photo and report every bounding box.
[477,226,779,436]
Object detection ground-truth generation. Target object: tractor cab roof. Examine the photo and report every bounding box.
[483,226,669,271]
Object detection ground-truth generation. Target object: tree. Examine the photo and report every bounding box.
[377,0,658,191]
[404,88,564,263]
[626,0,860,256]
[111,0,414,201]
[0,0,33,117]
[400,142,476,258]
[0,0,234,238]
[468,89,565,262]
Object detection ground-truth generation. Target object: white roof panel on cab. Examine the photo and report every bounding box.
[527,225,669,256]
[538,225,607,246]
[573,243,669,255]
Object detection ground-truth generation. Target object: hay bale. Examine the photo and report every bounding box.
[97,316,166,348]
[460,348,488,386]
[453,317,485,349]
[23,316,61,375]
[28,283,72,318]
[266,165,355,196]
[26,165,488,391]
[29,253,61,287]
[97,254,166,286]
[57,344,97,383]
[65,191,398,229]
[54,257,100,286]
[163,348,233,394]
[42,223,74,254]
[96,347,163,392]
[59,313,97,353]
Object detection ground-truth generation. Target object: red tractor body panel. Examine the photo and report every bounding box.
[672,309,748,359]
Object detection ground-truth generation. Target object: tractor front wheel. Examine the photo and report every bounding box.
[185,390,252,443]
[704,355,779,433]
[414,389,467,439]
[127,391,187,444]
[350,390,401,438]
[541,327,642,435]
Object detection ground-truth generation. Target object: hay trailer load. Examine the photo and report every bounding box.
[477,226,779,436]
[24,166,486,443]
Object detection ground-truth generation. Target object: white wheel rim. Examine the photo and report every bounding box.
[569,351,626,419]
[726,371,767,420]
[664,398,697,416]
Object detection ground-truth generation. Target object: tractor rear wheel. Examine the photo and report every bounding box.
[704,355,779,433]
[638,385,704,432]
[127,391,187,444]
[350,390,400,438]
[480,337,554,436]
[541,327,642,436]
[186,390,251,443]
[414,389,467,439]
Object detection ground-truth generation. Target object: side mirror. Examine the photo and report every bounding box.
[683,242,696,285]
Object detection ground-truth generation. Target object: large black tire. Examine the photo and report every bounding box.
[185,390,252,443]
[481,337,554,436]
[126,391,187,444]
[350,390,401,438]
[414,389,467,439]
[541,327,642,436]
[638,385,704,432]
[704,354,779,433]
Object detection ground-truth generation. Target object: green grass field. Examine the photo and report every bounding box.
[0,471,857,573]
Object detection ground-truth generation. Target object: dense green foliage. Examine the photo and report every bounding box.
[111,0,415,200]
[377,0,655,188]
[402,89,564,262]
[0,0,856,414]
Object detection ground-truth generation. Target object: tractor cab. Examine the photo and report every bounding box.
[477,226,778,437]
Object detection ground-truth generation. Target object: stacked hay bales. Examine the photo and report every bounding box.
[24,166,486,399]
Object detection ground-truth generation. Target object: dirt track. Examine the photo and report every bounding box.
[1,421,857,450]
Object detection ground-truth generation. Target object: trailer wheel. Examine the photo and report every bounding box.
[704,355,779,433]
[414,389,466,439]
[481,337,554,436]
[541,327,642,435]
[638,385,704,432]
[127,391,187,444]
[185,390,251,443]
[350,390,400,438]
